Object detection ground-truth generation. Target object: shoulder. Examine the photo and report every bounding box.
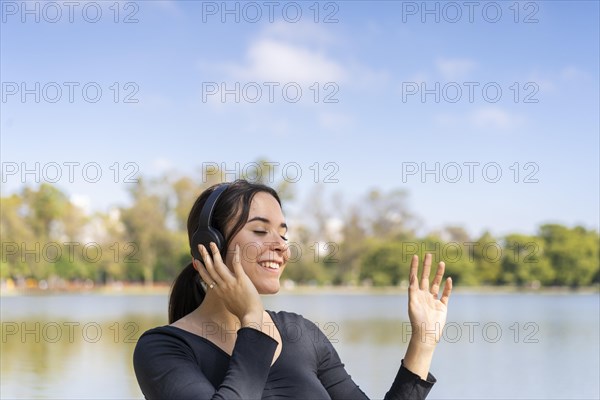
[136,325,193,345]
[133,326,222,400]
[133,325,207,381]
[134,325,198,363]
[267,310,330,344]
[268,309,319,329]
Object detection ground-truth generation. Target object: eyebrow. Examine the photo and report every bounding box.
[247,216,288,231]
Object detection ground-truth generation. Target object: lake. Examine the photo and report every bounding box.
[1,291,598,399]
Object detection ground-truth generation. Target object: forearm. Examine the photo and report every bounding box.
[402,338,436,380]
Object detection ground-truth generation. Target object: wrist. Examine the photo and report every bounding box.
[409,323,443,347]
[241,311,264,330]
[408,336,438,352]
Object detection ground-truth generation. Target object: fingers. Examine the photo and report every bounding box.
[440,277,453,306]
[193,256,218,289]
[430,261,445,299]
[408,252,452,305]
[231,244,244,276]
[409,255,419,291]
[420,253,432,291]
[196,243,225,287]
[207,242,235,283]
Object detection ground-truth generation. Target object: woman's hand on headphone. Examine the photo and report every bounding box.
[193,242,265,328]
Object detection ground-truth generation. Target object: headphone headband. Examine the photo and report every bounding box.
[197,183,229,233]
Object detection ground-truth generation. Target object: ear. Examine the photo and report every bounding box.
[192,258,199,272]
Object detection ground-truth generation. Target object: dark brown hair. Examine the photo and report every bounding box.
[168,179,281,324]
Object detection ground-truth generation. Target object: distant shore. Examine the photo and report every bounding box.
[1,282,598,296]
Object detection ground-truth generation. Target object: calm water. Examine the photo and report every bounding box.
[1,291,598,399]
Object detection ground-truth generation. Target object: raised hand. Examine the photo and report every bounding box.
[408,253,452,345]
[403,253,452,380]
[193,242,265,328]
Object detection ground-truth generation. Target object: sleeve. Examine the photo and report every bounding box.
[309,320,436,400]
[133,327,278,400]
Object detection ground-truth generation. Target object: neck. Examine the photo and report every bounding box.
[190,289,243,331]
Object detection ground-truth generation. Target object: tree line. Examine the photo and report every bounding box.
[1,163,598,289]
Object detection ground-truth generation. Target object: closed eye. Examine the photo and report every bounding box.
[253,231,288,241]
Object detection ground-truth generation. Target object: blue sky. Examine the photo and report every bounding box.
[1,0,598,238]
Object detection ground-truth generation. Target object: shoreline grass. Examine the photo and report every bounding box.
[1,282,598,296]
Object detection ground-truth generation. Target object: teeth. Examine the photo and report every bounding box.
[260,261,280,269]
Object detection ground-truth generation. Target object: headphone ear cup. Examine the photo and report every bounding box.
[191,228,225,261]
[209,227,225,255]
[190,183,230,262]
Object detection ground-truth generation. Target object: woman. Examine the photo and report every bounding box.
[133,180,452,399]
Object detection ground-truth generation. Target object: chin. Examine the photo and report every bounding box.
[257,282,281,295]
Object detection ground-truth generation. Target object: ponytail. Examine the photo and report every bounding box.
[168,262,205,324]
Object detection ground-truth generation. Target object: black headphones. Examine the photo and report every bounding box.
[190,183,230,261]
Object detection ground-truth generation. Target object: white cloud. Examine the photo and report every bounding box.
[436,58,477,80]
[198,21,393,97]
[225,38,347,85]
[207,21,349,87]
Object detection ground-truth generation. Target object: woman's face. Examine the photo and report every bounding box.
[224,192,290,294]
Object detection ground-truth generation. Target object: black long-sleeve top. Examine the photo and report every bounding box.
[133,310,436,399]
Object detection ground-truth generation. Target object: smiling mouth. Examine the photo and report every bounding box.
[258,261,281,270]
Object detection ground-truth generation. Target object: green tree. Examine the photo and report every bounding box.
[501,234,553,286]
[539,224,599,287]
[281,224,327,284]
[5,184,87,281]
[171,176,199,232]
[1,193,36,279]
[471,231,503,285]
[120,178,173,286]
[21,183,71,238]
[334,206,368,285]
[412,234,478,286]
[359,240,410,286]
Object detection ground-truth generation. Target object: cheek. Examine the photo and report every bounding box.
[224,242,241,270]
[241,242,261,262]
[225,238,260,268]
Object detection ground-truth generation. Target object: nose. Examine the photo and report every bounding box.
[265,232,288,254]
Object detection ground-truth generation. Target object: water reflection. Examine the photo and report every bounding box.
[1,294,167,399]
[1,316,164,399]
[1,292,598,399]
